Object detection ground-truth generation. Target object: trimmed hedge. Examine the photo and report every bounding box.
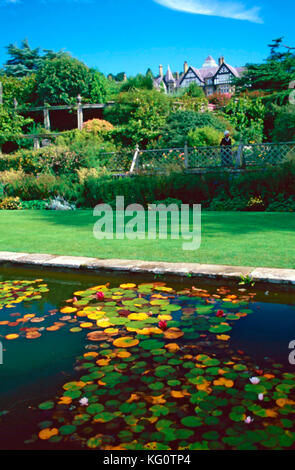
[1,163,295,211]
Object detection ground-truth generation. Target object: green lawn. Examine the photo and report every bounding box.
[0,210,294,269]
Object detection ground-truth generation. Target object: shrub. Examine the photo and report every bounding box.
[82,119,114,133]
[21,200,48,210]
[46,196,76,211]
[4,173,80,202]
[247,196,265,211]
[0,196,22,210]
[188,126,223,147]
[0,153,21,171]
[266,195,295,212]
[0,169,25,185]
[158,111,233,148]
[208,196,248,211]
[208,92,232,107]
[77,167,100,184]
[272,105,295,143]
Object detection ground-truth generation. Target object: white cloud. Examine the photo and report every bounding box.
[153,0,263,23]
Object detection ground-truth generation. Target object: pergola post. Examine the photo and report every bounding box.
[43,105,51,131]
[77,94,83,130]
[33,138,40,149]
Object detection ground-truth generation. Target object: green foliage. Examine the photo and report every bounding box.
[184,83,205,98]
[188,126,223,147]
[79,163,295,210]
[120,74,154,92]
[35,55,109,105]
[225,97,265,143]
[0,74,37,108]
[0,106,32,146]
[55,130,118,168]
[235,38,295,105]
[4,173,79,201]
[104,89,170,147]
[21,199,48,210]
[272,105,295,142]
[158,111,233,148]
[107,72,126,82]
[2,39,65,77]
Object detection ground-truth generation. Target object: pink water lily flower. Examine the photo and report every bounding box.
[216,310,225,318]
[245,416,254,424]
[96,291,105,301]
[158,320,168,331]
[79,397,89,406]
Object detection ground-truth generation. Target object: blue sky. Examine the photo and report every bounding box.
[0,0,294,76]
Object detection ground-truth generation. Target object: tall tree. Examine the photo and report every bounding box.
[235,38,295,104]
[3,39,65,77]
[35,55,109,105]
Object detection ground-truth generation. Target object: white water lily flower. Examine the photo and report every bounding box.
[258,393,264,401]
[250,377,260,385]
[79,397,89,406]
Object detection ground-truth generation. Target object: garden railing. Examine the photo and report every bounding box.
[98,141,295,174]
[9,134,295,175]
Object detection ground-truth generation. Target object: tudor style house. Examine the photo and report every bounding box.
[154,56,245,96]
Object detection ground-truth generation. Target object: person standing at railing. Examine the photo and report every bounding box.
[220,130,233,167]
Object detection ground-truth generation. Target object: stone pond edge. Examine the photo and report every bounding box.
[0,251,295,287]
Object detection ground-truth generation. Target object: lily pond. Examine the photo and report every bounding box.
[0,266,295,451]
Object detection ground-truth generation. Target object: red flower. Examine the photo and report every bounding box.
[158,320,168,331]
[96,291,105,301]
[216,309,225,317]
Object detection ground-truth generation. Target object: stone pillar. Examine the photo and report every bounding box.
[43,106,51,131]
[77,94,83,130]
[34,138,40,149]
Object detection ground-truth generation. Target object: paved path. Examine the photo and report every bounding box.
[0,251,295,286]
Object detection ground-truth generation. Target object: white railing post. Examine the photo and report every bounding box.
[130,144,140,173]
[235,141,244,169]
[77,94,83,130]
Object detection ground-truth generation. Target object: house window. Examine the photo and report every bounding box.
[219,85,230,94]
[215,73,232,85]
[180,77,201,88]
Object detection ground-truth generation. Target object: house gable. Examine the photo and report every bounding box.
[179,66,203,87]
[214,63,236,85]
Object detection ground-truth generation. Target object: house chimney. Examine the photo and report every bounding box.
[159,64,163,77]
[219,56,225,66]
[184,61,188,74]
[123,73,127,81]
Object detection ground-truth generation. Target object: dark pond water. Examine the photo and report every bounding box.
[0,265,294,450]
